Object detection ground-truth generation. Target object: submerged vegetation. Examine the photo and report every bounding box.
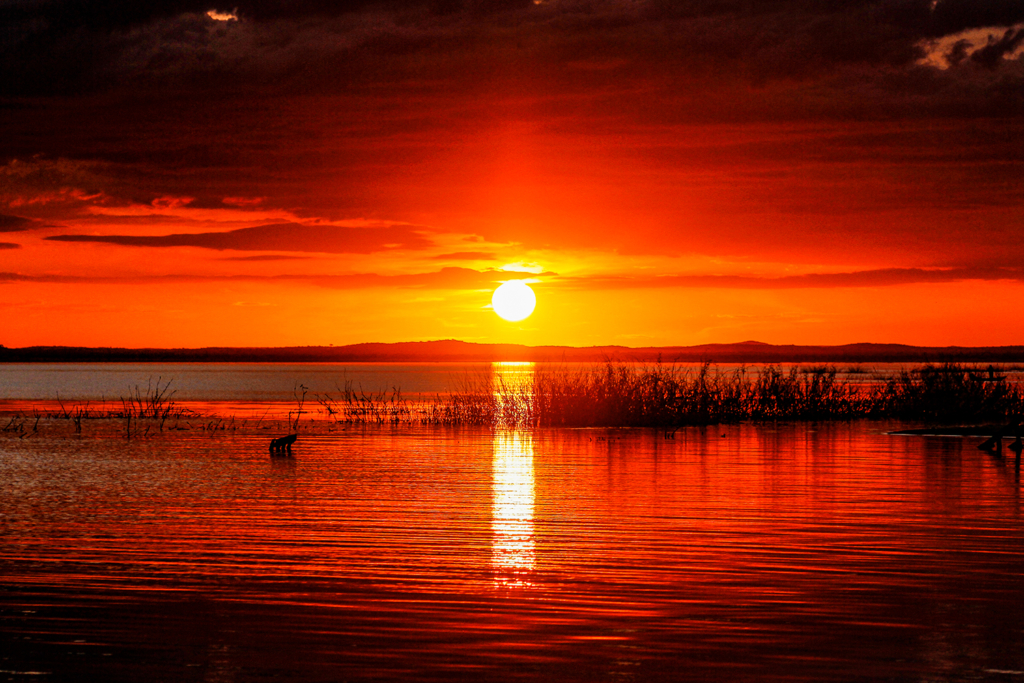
[2,363,1022,437]
[13,379,224,439]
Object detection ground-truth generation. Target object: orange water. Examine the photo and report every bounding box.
[2,421,1023,682]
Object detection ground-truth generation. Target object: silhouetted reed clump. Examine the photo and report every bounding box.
[423,392,496,426]
[527,363,864,427]
[118,378,194,420]
[316,381,411,424]
[870,364,1024,423]
[7,364,1020,435]
[424,373,536,427]
[431,362,1024,428]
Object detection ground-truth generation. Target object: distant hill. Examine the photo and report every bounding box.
[2,340,1023,363]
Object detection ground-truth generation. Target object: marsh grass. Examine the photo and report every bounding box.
[15,378,202,438]
[2,416,27,435]
[423,392,496,426]
[119,378,195,421]
[523,363,859,427]
[433,362,1024,429]
[420,369,539,427]
[316,381,412,424]
[4,364,1021,436]
[871,364,1023,423]
[300,362,1024,428]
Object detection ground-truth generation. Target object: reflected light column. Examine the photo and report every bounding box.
[492,429,536,588]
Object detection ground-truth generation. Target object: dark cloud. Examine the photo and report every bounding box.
[0,266,550,289]
[566,267,1024,290]
[0,271,82,282]
[219,254,313,261]
[2,0,1022,274]
[0,214,32,232]
[971,27,1024,68]
[3,0,1023,101]
[1,0,210,32]
[3,265,1017,291]
[431,251,496,260]
[45,222,433,253]
[928,0,1024,36]
[0,242,21,249]
[946,38,973,66]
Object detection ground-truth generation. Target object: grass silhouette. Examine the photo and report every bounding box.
[9,363,1022,434]
[426,362,1024,428]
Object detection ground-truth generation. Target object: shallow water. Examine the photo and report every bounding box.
[2,418,1023,682]
[0,361,970,404]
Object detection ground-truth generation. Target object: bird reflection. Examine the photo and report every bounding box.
[491,362,536,588]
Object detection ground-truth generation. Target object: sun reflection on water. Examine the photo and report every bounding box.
[491,362,536,588]
[492,429,536,587]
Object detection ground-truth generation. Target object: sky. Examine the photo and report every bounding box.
[1,0,1023,349]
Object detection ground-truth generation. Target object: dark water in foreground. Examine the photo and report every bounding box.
[2,421,1024,682]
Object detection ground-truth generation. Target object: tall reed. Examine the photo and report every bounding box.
[21,364,1014,434]
[316,381,411,424]
[431,362,1024,428]
[119,378,193,420]
[870,364,1022,423]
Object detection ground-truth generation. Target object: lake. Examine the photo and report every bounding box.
[0,360,949,403]
[2,364,1023,681]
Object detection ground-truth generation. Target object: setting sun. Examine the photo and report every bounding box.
[491,281,537,322]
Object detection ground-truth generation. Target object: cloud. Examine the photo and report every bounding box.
[431,251,497,260]
[0,266,552,289]
[918,22,1024,67]
[219,254,313,261]
[971,26,1024,67]
[928,0,1024,36]
[3,0,1023,105]
[0,242,21,249]
[3,0,1022,277]
[45,222,434,253]
[2,265,1016,291]
[0,214,32,232]
[564,267,1024,290]
[0,271,84,282]
[0,158,112,208]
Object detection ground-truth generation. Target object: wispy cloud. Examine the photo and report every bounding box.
[0,214,32,232]
[46,222,434,254]
[0,266,552,289]
[3,266,1017,291]
[918,23,1024,68]
[219,254,313,261]
[431,251,497,261]
[563,267,1024,290]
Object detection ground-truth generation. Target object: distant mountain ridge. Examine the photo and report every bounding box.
[2,340,1023,363]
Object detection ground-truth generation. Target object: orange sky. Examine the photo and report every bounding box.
[1,1,1023,348]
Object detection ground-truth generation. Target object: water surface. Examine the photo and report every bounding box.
[1,361,974,403]
[2,418,1023,682]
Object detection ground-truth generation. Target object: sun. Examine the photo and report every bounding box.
[491,281,537,322]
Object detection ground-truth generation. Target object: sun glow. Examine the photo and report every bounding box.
[491,281,537,322]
